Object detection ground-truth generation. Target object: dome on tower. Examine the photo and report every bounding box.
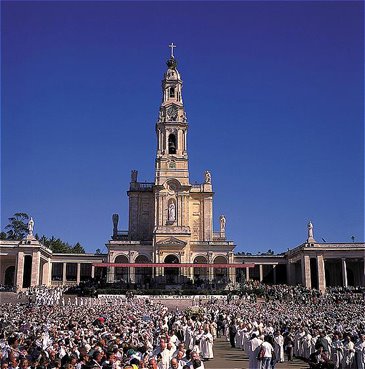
[164,57,181,80]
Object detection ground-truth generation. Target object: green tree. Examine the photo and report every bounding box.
[72,242,85,253]
[2,212,85,253]
[5,213,29,240]
[40,235,85,254]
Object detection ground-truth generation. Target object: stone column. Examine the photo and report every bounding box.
[31,251,41,287]
[317,255,326,293]
[259,264,263,282]
[208,264,214,282]
[273,265,277,284]
[229,267,236,284]
[341,258,348,288]
[107,267,115,283]
[301,255,311,288]
[76,263,81,284]
[91,265,95,279]
[62,263,67,285]
[129,267,135,284]
[245,267,250,281]
[42,260,51,286]
[15,251,24,290]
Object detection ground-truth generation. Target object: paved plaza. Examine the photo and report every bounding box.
[206,336,307,369]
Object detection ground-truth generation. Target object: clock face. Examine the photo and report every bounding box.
[167,106,178,121]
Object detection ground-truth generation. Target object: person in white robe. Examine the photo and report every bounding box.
[247,333,262,369]
[210,321,217,340]
[273,331,285,363]
[302,330,312,360]
[331,334,344,369]
[343,335,355,369]
[184,324,194,350]
[355,334,365,369]
[200,329,213,360]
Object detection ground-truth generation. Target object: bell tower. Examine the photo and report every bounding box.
[155,43,189,186]
[153,44,191,238]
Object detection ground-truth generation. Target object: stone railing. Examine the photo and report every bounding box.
[213,232,225,240]
[130,182,154,191]
[112,231,129,241]
[190,240,234,246]
[51,281,77,287]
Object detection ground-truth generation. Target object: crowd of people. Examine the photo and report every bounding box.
[0,283,364,369]
[0,290,213,369]
[205,283,365,369]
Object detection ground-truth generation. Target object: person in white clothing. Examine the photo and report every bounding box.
[273,330,285,363]
[260,336,274,369]
[355,334,365,369]
[200,328,213,360]
[247,333,262,369]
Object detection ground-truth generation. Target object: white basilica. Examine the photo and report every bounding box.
[1,47,364,293]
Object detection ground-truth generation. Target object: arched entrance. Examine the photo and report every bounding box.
[164,254,179,284]
[214,256,228,285]
[114,255,129,284]
[4,266,15,286]
[135,255,152,287]
[193,256,208,285]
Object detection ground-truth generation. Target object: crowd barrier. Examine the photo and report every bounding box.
[98,294,232,299]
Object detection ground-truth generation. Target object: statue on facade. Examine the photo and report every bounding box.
[220,215,226,233]
[112,213,119,238]
[131,170,138,183]
[183,111,187,122]
[28,217,34,236]
[158,110,163,122]
[168,202,176,221]
[204,170,211,184]
[308,220,314,239]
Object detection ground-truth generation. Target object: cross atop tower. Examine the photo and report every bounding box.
[169,42,176,58]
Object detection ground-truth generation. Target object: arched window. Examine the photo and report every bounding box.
[168,134,176,154]
[169,87,175,98]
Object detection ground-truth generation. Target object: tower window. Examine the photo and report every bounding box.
[168,134,177,154]
[169,87,175,98]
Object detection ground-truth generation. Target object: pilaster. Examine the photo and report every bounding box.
[341,258,348,288]
[317,255,326,293]
[76,263,81,284]
[259,264,263,282]
[62,262,67,285]
[42,259,51,286]
[301,254,311,288]
[31,251,41,286]
[273,265,277,284]
[15,251,24,290]
[245,266,250,281]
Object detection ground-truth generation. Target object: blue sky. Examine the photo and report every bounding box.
[2,1,364,254]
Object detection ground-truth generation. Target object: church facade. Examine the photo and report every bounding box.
[105,50,235,286]
[1,48,364,293]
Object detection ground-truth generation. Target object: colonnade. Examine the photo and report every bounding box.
[54,262,96,285]
[298,255,365,292]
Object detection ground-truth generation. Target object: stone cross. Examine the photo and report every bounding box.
[169,42,176,58]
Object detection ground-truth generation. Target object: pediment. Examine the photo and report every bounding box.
[156,237,186,247]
